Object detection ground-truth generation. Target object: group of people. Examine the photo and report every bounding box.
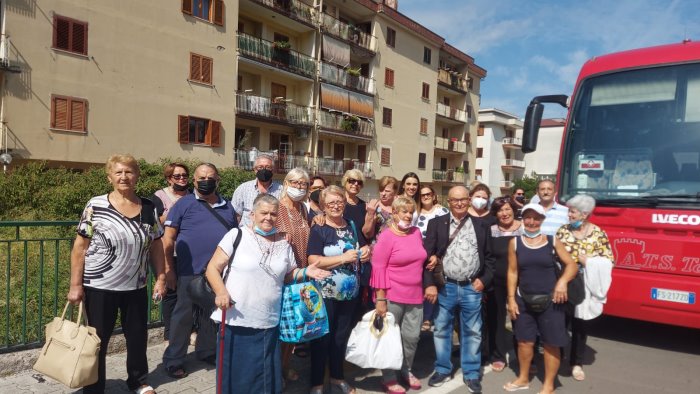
[66,153,614,394]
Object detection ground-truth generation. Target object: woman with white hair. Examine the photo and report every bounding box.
[555,194,614,382]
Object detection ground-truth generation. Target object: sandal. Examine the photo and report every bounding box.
[503,381,530,391]
[491,360,506,372]
[135,385,156,394]
[331,381,356,394]
[572,365,585,381]
[165,365,188,379]
[401,372,421,390]
[382,380,406,394]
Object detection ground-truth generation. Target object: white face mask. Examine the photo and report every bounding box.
[397,220,412,230]
[286,187,306,202]
[471,197,488,210]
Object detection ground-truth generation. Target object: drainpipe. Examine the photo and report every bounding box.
[311,0,323,173]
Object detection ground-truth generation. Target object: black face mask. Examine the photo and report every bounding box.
[173,183,188,192]
[515,196,525,203]
[196,179,217,195]
[256,169,273,183]
[310,189,321,204]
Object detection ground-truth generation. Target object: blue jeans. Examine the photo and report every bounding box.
[433,282,483,380]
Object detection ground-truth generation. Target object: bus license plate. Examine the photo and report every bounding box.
[651,288,696,304]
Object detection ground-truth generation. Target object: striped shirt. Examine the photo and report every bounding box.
[541,202,569,236]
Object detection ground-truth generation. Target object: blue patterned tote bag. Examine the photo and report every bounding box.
[279,271,329,343]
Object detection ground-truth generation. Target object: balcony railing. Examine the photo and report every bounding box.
[449,140,467,153]
[434,136,448,150]
[319,13,376,53]
[0,34,10,69]
[436,102,467,122]
[432,169,466,183]
[503,159,526,168]
[318,111,374,139]
[233,149,314,173]
[437,68,468,92]
[501,180,515,188]
[236,94,314,126]
[250,0,316,27]
[502,137,522,147]
[320,62,374,95]
[237,32,316,78]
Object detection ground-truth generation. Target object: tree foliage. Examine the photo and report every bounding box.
[512,174,540,200]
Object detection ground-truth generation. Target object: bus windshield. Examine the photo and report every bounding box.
[560,63,700,206]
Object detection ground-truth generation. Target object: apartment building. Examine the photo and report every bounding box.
[0,0,238,168]
[523,118,565,179]
[476,108,524,196]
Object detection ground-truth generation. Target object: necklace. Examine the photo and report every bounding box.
[284,201,308,228]
[251,228,278,278]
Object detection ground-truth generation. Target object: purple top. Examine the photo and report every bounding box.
[370,227,427,304]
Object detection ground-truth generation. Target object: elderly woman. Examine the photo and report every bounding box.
[67,154,166,394]
[556,195,614,382]
[467,183,497,226]
[486,196,523,372]
[206,194,328,393]
[504,204,578,394]
[275,168,311,382]
[308,186,371,394]
[371,197,427,393]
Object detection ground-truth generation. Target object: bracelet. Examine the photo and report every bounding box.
[302,267,307,281]
[376,298,387,302]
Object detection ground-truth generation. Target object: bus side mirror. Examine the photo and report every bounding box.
[522,102,544,154]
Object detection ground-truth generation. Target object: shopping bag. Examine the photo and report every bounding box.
[33,301,101,388]
[279,275,329,343]
[345,311,403,369]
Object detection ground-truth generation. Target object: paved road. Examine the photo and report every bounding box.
[1,316,698,393]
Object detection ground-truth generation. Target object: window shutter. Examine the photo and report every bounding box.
[70,99,86,131]
[178,115,189,143]
[72,22,87,55]
[52,97,68,129]
[201,57,213,84]
[213,0,225,26]
[55,18,70,51]
[182,0,193,15]
[381,148,390,166]
[190,53,201,81]
[418,153,426,169]
[210,121,221,147]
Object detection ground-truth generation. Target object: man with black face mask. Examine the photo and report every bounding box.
[161,163,238,379]
[512,188,526,220]
[232,154,282,227]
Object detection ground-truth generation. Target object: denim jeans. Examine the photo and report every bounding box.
[433,282,483,380]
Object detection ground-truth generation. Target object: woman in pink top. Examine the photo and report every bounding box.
[371,197,428,394]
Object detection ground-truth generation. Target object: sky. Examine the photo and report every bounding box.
[399,0,700,119]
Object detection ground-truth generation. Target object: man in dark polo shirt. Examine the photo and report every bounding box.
[161,163,238,379]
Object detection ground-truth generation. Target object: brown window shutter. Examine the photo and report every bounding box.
[178,115,189,143]
[190,53,201,81]
[201,57,213,84]
[70,99,86,131]
[210,121,221,147]
[52,96,69,129]
[182,0,193,15]
[381,148,390,166]
[72,22,87,55]
[55,17,70,51]
[213,0,225,26]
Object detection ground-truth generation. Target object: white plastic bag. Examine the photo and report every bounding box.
[345,311,403,369]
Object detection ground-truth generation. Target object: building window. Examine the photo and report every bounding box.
[418,153,426,169]
[467,105,473,119]
[178,115,221,146]
[381,147,391,166]
[478,125,485,136]
[385,68,395,88]
[463,160,469,173]
[421,83,430,100]
[475,169,482,177]
[383,107,393,127]
[52,15,88,56]
[189,53,213,84]
[51,95,88,132]
[476,148,483,158]
[423,47,431,64]
[386,27,396,48]
[467,77,474,90]
[420,118,428,135]
[182,0,225,26]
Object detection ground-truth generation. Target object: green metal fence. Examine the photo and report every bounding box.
[0,221,163,353]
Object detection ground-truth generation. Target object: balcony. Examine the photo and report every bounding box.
[318,111,374,140]
[233,149,314,174]
[502,137,522,149]
[320,62,374,95]
[319,13,376,54]
[432,169,465,183]
[0,34,20,73]
[501,180,515,188]
[433,137,467,154]
[437,68,468,93]
[249,0,316,28]
[236,94,314,126]
[315,157,374,178]
[436,102,467,123]
[237,32,316,79]
[434,136,448,150]
[502,159,526,169]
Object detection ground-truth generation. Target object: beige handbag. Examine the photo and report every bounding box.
[33,301,101,388]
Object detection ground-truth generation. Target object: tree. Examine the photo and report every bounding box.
[512,174,539,200]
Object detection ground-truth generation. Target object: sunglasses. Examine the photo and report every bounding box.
[171,174,188,180]
[347,178,364,186]
[421,192,434,197]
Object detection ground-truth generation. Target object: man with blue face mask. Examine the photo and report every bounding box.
[161,163,238,379]
[232,154,283,227]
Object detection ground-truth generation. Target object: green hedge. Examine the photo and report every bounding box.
[0,159,255,221]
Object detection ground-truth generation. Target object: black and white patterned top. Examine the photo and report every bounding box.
[415,205,449,239]
[77,194,163,291]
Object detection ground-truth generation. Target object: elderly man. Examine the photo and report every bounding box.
[161,163,238,379]
[232,154,282,227]
[536,179,569,235]
[423,185,495,394]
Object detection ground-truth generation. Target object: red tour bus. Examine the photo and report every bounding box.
[522,40,700,329]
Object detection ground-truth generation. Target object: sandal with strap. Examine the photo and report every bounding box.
[401,372,421,390]
[572,365,585,381]
[135,385,156,394]
[382,380,406,394]
[165,365,188,379]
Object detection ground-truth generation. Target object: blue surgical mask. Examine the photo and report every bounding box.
[523,229,541,238]
[254,226,277,236]
[570,220,583,229]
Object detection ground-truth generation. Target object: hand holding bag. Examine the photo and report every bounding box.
[279,269,329,343]
[345,311,403,370]
[188,228,242,311]
[33,301,101,388]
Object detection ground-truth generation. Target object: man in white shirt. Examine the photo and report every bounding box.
[231,154,282,227]
[536,179,569,235]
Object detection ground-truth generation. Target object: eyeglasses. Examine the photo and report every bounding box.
[347,178,364,186]
[515,192,525,196]
[448,198,469,205]
[254,166,274,171]
[325,201,345,208]
[170,174,188,180]
[421,192,434,198]
[289,180,309,188]
[310,186,325,191]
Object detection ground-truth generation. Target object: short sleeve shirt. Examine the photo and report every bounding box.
[78,194,163,291]
[541,202,569,236]
[307,223,360,300]
[415,205,449,239]
[231,180,282,228]
[555,224,614,264]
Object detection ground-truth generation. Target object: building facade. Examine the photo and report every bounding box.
[522,118,565,180]
[476,108,524,196]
